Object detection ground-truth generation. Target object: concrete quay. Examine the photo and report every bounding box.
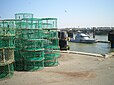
[0,52,114,85]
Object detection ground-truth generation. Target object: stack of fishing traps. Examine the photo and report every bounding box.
[0,20,15,79]
[41,18,60,66]
[0,13,60,79]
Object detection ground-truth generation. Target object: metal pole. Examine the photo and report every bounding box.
[93,27,96,38]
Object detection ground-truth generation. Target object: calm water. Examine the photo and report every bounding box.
[69,35,112,54]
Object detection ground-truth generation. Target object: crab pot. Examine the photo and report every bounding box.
[23,51,44,71]
[0,37,15,48]
[17,29,43,39]
[0,48,14,66]
[24,59,44,71]
[44,51,59,67]
[15,13,33,19]
[14,60,24,71]
[21,39,44,51]
[0,63,14,79]
[0,27,15,36]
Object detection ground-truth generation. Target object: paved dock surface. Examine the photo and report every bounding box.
[0,53,114,85]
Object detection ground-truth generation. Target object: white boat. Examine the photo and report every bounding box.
[70,31,96,43]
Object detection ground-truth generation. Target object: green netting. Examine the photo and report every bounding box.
[16,29,43,39]
[0,63,14,79]
[21,51,44,59]
[15,21,22,29]
[0,27,15,36]
[44,50,59,67]
[14,51,44,71]
[24,60,44,71]
[0,13,60,75]
[15,18,42,29]
[43,30,58,39]
[44,39,60,50]
[0,36,15,48]
[15,13,33,19]
[15,39,23,51]
[44,57,59,67]
[41,18,57,28]
[14,59,44,71]
[44,50,60,58]
[21,39,44,51]
[44,41,60,50]
[50,38,59,46]
[0,19,21,29]
[14,51,23,61]
[0,49,14,66]
[14,60,24,71]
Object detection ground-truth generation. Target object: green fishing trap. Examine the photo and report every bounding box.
[14,60,24,71]
[15,13,34,19]
[24,59,44,71]
[22,51,44,71]
[44,48,60,67]
[0,27,15,37]
[0,63,14,79]
[14,58,44,71]
[43,30,58,39]
[0,48,14,66]
[21,50,44,60]
[0,36,15,49]
[14,50,24,71]
[16,29,43,39]
[14,43,44,71]
[20,39,44,51]
[44,57,59,67]
[41,18,57,28]
[15,18,42,29]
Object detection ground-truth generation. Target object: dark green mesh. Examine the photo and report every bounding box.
[0,63,14,79]
[0,13,60,77]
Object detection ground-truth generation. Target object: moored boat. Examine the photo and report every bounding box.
[70,31,96,43]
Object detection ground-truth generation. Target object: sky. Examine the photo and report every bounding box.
[0,0,114,28]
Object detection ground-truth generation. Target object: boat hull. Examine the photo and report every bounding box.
[70,39,96,43]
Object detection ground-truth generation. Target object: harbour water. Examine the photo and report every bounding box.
[69,34,112,54]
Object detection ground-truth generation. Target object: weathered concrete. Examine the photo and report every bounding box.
[0,53,114,85]
[61,50,103,57]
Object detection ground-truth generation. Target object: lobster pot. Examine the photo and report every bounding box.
[15,39,23,51]
[43,39,59,49]
[14,56,44,71]
[44,39,60,58]
[0,48,14,66]
[43,30,58,39]
[23,51,44,71]
[14,51,24,71]
[0,28,15,36]
[44,55,59,67]
[0,63,14,79]
[22,50,44,59]
[44,50,59,67]
[16,29,43,39]
[21,39,44,51]
[14,50,24,61]
[0,36,15,48]
[50,39,60,58]
[15,18,42,29]
[24,59,44,71]
[15,13,33,19]
[41,18,57,29]
[14,60,24,71]
[50,39,59,49]
[15,50,44,71]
